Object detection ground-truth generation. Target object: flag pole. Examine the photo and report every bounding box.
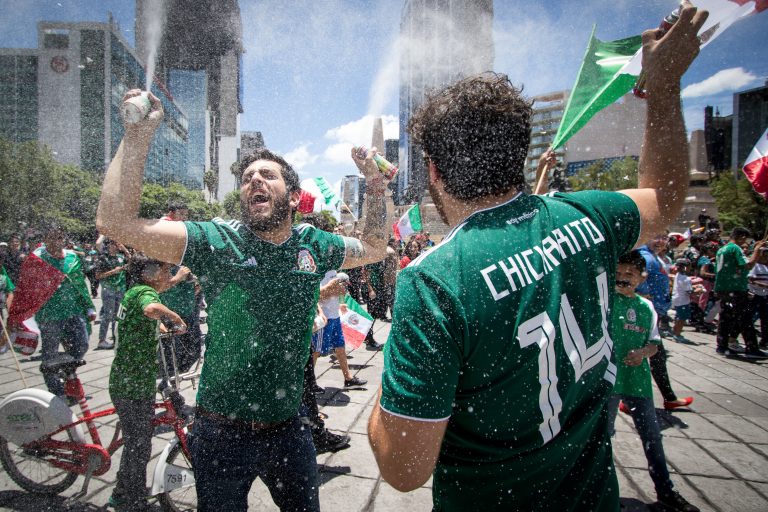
[0,318,29,388]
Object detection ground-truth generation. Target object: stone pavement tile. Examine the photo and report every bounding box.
[318,473,377,511]
[749,482,768,502]
[696,440,768,482]
[373,481,433,511]
[248,478,281,511]
[744,378,768,393]
[322,398,369,432]
[698,393,768,417]
[612,436,651,470]
[702,413,768,444]
[350,405,374,435]
[666,474,715,512]
[687,476,768,512]
[670,375,731,394]
[663,437,735,478]
[657,411,694,438]
[616,466,653,504]
[709,377,767,396]
[323,433,379,479]
[664,411,736,441]
[687,393,738,415]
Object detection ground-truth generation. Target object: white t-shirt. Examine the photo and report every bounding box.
[672,272,693,307]
[319,270,341,319]
[749,263,768,297]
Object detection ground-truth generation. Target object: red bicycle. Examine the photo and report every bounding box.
[0,333,196,511]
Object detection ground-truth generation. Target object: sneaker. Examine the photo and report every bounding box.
[618,401,631,415]
[659,328,673,338]
[97,341,115,350]
[728,342,745,353]
[311,384,325,394]
[672,334,689,343]
[664,397,694,410]
[344,376,367,387]
[657,490,700,512]
[365,342,383,351]
[313,429,351,454]
[744,349,768,359]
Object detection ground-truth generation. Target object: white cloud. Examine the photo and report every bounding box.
[323,115,399,164]
[682,67,760,98]
[284,144,318,175]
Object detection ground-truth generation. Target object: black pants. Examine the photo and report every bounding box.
[112,396,154,504]
[649,343,677,402]
[717,291,758,351]
[301,349,324,432]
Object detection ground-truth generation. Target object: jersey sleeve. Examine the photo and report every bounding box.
[552,190,641,257]
[2,268,14,292]
[138,288,161,311]
[639,296,661,345]
[380,267,464,421]
[733,245,748,267]
[313,229,346,272]
[182,220,233,274]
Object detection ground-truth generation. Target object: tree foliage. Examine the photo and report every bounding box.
[222,190,242,220]
[139,182,220,221]
[567,157,639,192]
[710,173,768,236]
[0,139,101,241]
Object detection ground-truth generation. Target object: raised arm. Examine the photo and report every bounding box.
[341,147,394,268]
[95,90,187,264]
[619,1,708,244]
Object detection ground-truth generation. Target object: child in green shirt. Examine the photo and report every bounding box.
[607,250,698,512]
[108,254,186,511]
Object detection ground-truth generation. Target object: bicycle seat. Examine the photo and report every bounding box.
[40,354,86,375]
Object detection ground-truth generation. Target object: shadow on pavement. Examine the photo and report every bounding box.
[0,490,103,511]
[619,496,653,511]
[656,409,690,431]
[317,389,351,407]
[317,465,352,485]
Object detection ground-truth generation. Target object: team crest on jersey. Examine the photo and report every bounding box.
[297,249,317,273]
[627,308,637,323]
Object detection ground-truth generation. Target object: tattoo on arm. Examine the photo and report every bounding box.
[361,192,387,240]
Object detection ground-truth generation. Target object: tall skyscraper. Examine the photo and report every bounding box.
[136,0,243,199]
[0,20,189,185]
[398,0,494,205]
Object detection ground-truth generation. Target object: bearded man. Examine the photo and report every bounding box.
[96,90,392,511]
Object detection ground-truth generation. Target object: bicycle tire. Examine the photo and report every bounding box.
[0,435,78,495]
[157,442,196,512]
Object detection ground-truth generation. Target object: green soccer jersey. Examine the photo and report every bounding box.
[110,285,161,400]
[381,191,640,512]
[34,248,94,323]
[610,293,661,398]
[714,242,749,292]
[96,253,126,292]
[182,219,346,422]
[159,267,196,318]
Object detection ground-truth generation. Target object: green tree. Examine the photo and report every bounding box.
[222,190,241,220]
[710,174,768,236]
[139,182,220,221]
[568,157,638,192]
[203,169,218,202]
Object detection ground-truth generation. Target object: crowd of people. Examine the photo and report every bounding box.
[2,2,761,511]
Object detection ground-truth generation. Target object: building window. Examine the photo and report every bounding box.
[43,32,69,49]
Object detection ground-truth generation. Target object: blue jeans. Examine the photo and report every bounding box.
[607,394,674,497]
[190,414,320,512]
[39,315,89,395]
[99,287,123,343]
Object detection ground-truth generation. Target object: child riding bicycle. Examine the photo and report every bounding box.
[109,253,186,511]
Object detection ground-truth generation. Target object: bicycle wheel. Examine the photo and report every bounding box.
[0,435,78,495]
[157,442,196,512]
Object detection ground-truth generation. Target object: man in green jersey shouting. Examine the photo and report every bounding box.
[368,2,708,511]
[97,101,392,510]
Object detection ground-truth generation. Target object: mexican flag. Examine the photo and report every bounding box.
[297,189,317,214]
[7,253,66,329]
[340,295,373,349]
[742,127,768,199]
[393,204,422,241]
[552,0,765,150]
[313,177,341,207]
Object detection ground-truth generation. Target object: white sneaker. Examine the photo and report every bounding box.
[97,341,114,350]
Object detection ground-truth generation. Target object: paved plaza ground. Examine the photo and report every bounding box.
[0,294,767,511]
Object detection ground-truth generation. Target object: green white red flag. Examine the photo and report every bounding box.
[392,204,422,241]
[553,0,766,150]
[313,177,341,207]
[742,127,768,199]
[340,295,373,349]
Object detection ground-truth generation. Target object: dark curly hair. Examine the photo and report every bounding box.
[237,148,300,194]
[407,72,533,201]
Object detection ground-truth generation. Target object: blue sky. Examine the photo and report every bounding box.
[0,0,766,185]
